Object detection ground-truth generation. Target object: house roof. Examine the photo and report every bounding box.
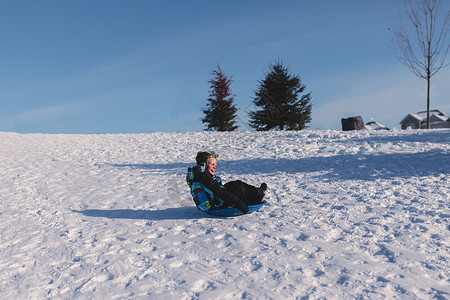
[400,110,449,124]
[429,114,448,122]
[400,113,421,124]
[365,121,389,130]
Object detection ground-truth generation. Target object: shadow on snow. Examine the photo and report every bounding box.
[72,206,212,221]
[110,162,192,173]
[111,149,449,181]
[226,149,449,181]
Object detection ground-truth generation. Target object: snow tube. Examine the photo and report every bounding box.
[202,201,267,217]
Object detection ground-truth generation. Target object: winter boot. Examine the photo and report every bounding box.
[256,183,267,203]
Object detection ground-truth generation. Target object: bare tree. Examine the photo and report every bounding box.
[392,0,450,129]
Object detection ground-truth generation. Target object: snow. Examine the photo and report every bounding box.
[365,121,389,131]
[1,129,449,299]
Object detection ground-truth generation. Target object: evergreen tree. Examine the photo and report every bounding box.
[202,64,238,131]
[249,62,312,131]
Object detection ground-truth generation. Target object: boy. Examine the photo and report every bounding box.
[187,151,267,214]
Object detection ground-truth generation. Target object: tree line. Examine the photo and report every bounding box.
[202,61,312,131]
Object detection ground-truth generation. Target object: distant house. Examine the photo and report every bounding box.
[365,121,389,131]
[400,110,450,129]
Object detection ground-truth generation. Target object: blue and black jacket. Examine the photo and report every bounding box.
[186,166,239,211]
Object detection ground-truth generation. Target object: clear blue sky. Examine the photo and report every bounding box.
[1,0,449,133]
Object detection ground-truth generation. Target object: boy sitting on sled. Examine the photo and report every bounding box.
[187,151,267,214]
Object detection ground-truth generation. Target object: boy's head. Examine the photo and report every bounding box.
[196,151,218,175]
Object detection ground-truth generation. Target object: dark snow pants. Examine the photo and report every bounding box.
[224,180,261,206]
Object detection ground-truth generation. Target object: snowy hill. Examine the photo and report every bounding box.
[1,129,449,299]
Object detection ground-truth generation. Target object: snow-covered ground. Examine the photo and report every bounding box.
[0,129,449,299]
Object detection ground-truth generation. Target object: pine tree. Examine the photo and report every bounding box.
[202,64,238,131]
[249,62,312,131]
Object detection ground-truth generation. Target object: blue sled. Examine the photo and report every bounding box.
[202,201,267,217]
